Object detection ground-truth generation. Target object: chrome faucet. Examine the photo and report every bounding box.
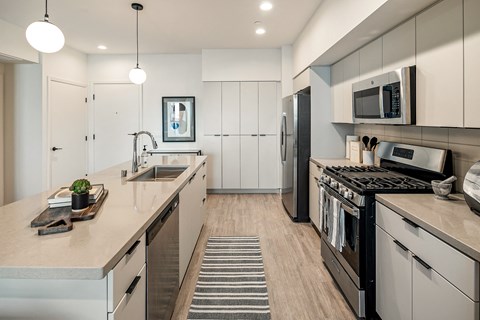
[131,131,158,172]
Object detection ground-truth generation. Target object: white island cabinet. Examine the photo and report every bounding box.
[376,202,480,320]
[0,155,207,319]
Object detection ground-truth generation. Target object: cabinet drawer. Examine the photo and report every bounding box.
[108,233,146,312]
[376,203,479,301]
[413,258,479,320]
[108,264,146,320]
[309,161,322,178]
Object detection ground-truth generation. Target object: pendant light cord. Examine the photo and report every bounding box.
[44,0,49,21]
[136,9,139,68]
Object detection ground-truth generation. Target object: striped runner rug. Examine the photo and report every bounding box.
[187,236,271,320]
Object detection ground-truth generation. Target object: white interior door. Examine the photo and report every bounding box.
[49,79,87,189]
[93,83,140,173]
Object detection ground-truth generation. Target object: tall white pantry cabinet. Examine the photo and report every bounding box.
[202,81,280,191]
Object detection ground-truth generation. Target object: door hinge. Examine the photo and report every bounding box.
[93,94,95,100]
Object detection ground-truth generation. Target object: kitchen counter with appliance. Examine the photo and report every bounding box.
[376,193,480,262]
[0,155,207,280]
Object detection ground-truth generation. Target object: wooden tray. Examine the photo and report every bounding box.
[31,190,109,236]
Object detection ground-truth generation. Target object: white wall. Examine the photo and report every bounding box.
[87,54,203,171]
[0,19,38,63]
[281,45,293,98]
[293,0,387,76]
[310,67,353,158]
[202,49,281,81]
[4,63,42,203]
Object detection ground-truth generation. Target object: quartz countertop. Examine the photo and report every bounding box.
[0,155,207,280]
[376,194,480,262]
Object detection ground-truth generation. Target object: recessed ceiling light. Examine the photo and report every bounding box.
[256,28,266,35]
[260,2,273,11]
[97,45,107,50]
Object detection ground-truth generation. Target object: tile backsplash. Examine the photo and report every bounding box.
[354,125,480,192]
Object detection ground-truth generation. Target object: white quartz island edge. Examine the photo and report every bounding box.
[0,155,207,280]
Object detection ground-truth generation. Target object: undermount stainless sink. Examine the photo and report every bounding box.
[128,165,188,182]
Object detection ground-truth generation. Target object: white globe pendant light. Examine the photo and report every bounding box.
[129,3,146,85]
[129,67,147,85]
[26,0,65,53]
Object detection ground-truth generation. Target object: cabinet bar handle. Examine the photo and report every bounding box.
[316,165,321,170]
[203,198,206,204]
[251,134,258,136]
[413,255,432,270]
[189,173,196,183]
[402,217,419,229]
[203,174,206,180]
[126,240,141,255]
[214,134,221,137]
[393,239,408,252]
[314,177,319,182]
[260,134,266,136]
[126,276,141,294]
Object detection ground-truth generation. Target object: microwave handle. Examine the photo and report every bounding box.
[321,183,360,219]
[379,86,385,119]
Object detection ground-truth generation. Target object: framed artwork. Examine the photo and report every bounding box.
[162,96,195,142]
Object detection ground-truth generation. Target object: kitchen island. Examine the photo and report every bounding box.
[0,155,207,319]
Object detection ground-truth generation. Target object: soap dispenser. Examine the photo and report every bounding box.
[141,145,148,168]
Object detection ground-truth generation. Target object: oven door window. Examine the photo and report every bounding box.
[354,87,381,119]
[341,213,360,276]
[382,82,401,118]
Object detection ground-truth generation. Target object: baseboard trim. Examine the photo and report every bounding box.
[207,189,280,194]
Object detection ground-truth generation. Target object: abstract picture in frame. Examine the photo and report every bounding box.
[162,96,195,142]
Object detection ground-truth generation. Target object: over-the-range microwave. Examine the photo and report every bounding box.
[352,66,416,125]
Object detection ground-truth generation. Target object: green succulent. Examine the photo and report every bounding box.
[69,179,92,195]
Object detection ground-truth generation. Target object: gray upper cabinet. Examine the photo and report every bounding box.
[203,82,222,135]
[258,82,278,135]
[359,38,383,81]
[382,18,416,73]
[240,82,259,135]
[221,82,240,135]
[416,0,463,127]
[331,60,344,123]
[464,0,480,128]
[342,51,359,124]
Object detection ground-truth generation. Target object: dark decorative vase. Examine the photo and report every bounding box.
[72,192,89,211]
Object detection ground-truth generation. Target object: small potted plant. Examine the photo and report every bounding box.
[69,179,92,211]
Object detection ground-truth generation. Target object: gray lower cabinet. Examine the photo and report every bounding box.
[376,202,480,320]
[376,226,412,320]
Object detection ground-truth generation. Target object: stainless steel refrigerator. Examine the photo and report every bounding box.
[280,89,311,222]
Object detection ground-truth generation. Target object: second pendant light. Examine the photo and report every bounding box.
[129,3,146,85]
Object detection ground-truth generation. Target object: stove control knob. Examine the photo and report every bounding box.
[331,181,339,189]
[347,191,354,200]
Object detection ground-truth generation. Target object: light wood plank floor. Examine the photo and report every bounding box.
[171,194,356,320]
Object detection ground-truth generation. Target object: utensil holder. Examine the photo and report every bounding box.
[362,151,374,165]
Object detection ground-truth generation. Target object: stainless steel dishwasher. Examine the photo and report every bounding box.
[146,194,179,320]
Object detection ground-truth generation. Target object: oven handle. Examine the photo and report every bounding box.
[320,183,360,219]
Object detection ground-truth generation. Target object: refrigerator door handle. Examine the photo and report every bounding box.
[280,113,287,163]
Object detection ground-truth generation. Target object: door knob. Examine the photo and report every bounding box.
[51,147,63,151]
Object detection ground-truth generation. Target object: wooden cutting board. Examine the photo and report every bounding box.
[31,190,109,236]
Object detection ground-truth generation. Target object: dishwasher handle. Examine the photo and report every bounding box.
[146,195,179,245]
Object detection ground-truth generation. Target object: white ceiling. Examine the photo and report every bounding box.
[0,0,322,54]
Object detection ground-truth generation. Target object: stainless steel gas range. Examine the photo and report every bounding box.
[319,142,453,319]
